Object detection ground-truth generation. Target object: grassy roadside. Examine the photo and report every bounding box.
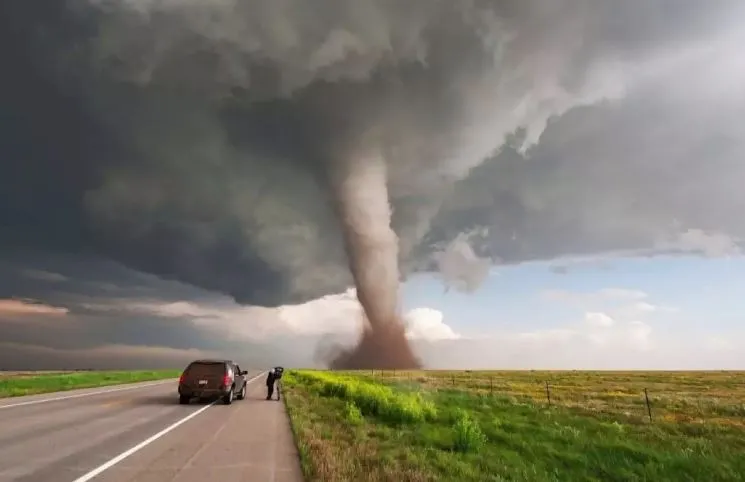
[0,370,181,398]
[283,370,745,482]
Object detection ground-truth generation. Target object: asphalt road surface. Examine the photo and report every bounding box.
[0,372,304,482]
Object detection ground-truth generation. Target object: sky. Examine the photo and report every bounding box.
[1,251,743,370]
[403,255,745,368]
[1,1,745,370]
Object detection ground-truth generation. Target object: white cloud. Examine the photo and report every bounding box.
[404,308,460,341]
[613,301,678,320]
[511,328,577,347]
[127,295,358,341]
[120,288,459,343]
[629,301,657,313]
[584,312,614,327]
[538,287,666,352]
[415,326,745,370]
[627,321,653,351]
[542,289,613,303]
[541,288,676,318]
[705,336,736,352]
[597,288,648,300]
[139,300,213,319]
[655,229,742,258]
[0,299,69,318]
[541,288,648,307]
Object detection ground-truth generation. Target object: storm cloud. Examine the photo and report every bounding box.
[2,0,745,366]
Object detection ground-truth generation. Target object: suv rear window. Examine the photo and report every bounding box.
[184,362,225,377]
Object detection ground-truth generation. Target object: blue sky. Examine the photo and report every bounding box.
[402,255,745,340]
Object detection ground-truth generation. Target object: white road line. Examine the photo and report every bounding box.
[71,372,266,482]
[0,379,176,410]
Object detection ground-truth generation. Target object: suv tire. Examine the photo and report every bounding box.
[237,383,247,400]
[179,395,190,405]
[223,387,234,405]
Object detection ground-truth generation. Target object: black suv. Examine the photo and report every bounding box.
[178,359,249,405]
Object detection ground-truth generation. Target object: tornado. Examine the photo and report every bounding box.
[326,149,421,369]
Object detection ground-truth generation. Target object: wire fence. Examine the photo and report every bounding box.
[354,369,745,425]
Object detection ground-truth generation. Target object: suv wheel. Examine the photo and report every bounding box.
[179,395,190,405]
[237,383,247,400]
[223,387,234,405]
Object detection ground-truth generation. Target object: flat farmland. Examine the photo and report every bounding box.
[361,369,745,426]
[283,370,745,482]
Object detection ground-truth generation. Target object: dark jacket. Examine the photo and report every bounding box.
[266,371,276,386]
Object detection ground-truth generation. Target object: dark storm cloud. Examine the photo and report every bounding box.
[1,0,744,314]
[0,269,221,353]
[0,251,327,368]
[0,253,235,364]
[0,310,198,352]
[0,250,212,305]
[429,87,745,265]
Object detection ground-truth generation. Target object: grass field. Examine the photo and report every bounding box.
[283,369,745,482]
[367,370,745,426]
[0,370,181,398]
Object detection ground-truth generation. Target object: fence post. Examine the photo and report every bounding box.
[545,380,552,407]
[644,388,653,422]
[452,374,455,386]
[490,376,494,394]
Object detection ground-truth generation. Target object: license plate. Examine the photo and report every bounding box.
[198,380,208,385]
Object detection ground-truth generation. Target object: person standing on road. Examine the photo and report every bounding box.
[265,366,284,401]
[266,369,278,400]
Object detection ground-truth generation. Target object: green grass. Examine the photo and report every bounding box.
[0,370,181,398]
[359,370,745,427]
[283,370,745,482]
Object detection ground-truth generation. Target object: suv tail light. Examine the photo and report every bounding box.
[222,374,232,387]
[178,373,185,384]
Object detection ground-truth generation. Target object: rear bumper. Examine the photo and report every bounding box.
[179,385,230,398]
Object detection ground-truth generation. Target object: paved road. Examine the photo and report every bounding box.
[0,372,304,482]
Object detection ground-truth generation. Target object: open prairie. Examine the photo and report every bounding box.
[283,370,745,482]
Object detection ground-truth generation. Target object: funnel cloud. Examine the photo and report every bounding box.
[2,0,745,368]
